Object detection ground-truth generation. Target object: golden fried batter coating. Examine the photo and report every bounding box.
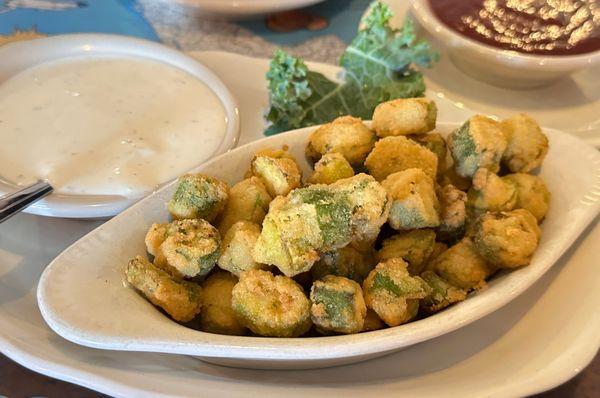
[218,221,266,276]
[311,245,375,283]
[231,269,311,337]
[306,116,376,167]
[430,238,495,290]
[437,184,467,237]
[377,229,436,275]
[362,258,430,326]
[125,256,202,322]
[216,177,272,236]
[251,154,302,197]
[467,168,517,216]
[503,173,550,222]
[410,132,447,176]
[372,98,437,137]
[310,275,367,334]
[168,174,229,221]
[500,113,549,173]
[365,136,438,181]
[472,209,541,269]
[448,115,507,178]
[381,168,440,230]
[308,152,355,185]
[199,271,246,335]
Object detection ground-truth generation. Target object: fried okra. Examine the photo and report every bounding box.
[410,132,447,176]
[231,269,311,337]
[437,184,467,238]
[472,209,541,269]
[253,185,353,276]
[305,115,376,167]
[420,271,467,313]
[372,98,437,137]
[125,256,202,322]
[430,238,495,290]
[216,177,272,235]
[503,173,550,222]
[152,219,220,278]
[310,275,367,334]
[377,229,436,275]
[441,165,472,192]
[500,113,549,173]
[251,153,302,197]
[362,309,386,332]
[381,169,440,230]
[362,258,430,327]
[218,221,266,276]
[422,242,448,272]
[168,174,229,221]
[365,136,438,181]
[448,115,507,178]
[308,152,355,185]
[311,245,374,283]
[332,173,390,242]
[467,168,517,216]
[199,271,246,335]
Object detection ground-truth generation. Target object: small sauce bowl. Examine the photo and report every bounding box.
[410,0,600,89]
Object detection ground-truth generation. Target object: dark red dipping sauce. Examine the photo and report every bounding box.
[429,0,600,55]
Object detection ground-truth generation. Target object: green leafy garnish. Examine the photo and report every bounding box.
[265,1,438,135]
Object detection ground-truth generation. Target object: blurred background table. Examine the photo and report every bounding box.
[0,0,597,397]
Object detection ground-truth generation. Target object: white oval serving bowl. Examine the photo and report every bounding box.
[0,34,240,219]
[37,121,600,370]
[409,0,600,89]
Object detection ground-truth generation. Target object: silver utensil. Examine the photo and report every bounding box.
[0,181,53,223]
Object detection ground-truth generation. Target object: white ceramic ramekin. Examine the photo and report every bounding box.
[410,0,600,89]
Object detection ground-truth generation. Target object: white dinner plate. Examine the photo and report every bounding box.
[37,119,600,369]
[0,35,240,219]
[1,51,599,397]
[173,0,326,18]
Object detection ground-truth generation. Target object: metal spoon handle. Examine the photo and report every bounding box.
[0,181,53,223]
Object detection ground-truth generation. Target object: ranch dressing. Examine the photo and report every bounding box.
[0,56,227,197]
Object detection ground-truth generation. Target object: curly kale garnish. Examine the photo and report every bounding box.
[265,1,438,135]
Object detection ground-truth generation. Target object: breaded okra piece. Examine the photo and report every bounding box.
[332,173,391,242]
[420,270,467,313]
[362,258,430,327]
[251,153,302,197]
[125,256,202,322]
[448,115,507,178]
[467,168,517,216]
[199,271,246,335]
[503,173,550,222]
[422,242,448,272]
[410,132,447,176]
[231,269,311,337]
[361,309,386,332]
[216,177,272,236]
[308,152,354,185]
[372,98,437,137]
[472,209,541,269]
[365,136,438,181]
[377,229,436,275]
[430,238,495,290]
[252,185,353,276]
[310,275,367,334]
[311,245,375,284]
[381,168,440,230]
[500,113,549,173]
[152,219,220,278]
[440,165,472,192]
[436,184,468,239]
[218,221,266,276]
[167,173,229,221]
[305,116,376,167]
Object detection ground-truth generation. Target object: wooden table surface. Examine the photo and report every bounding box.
[1,352,598,397]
